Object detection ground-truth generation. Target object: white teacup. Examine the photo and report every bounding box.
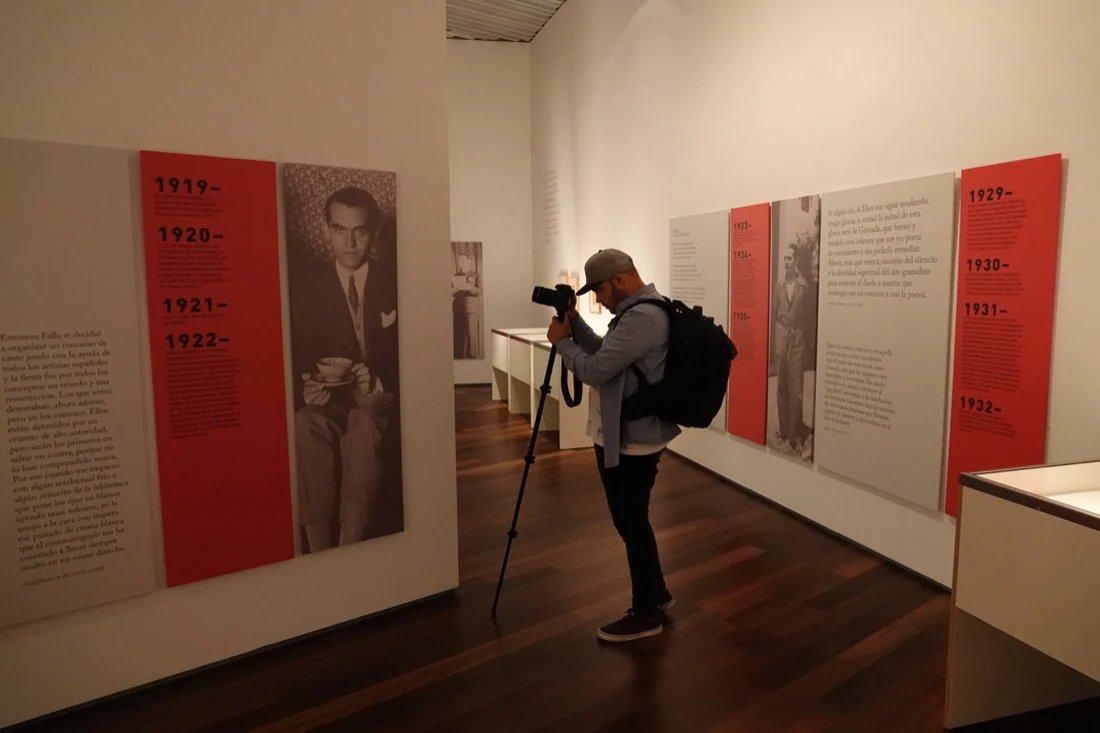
[316,357,353,381]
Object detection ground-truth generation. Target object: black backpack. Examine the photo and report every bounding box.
[616,297,737,428]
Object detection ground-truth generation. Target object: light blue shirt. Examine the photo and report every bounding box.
[556,283,682,467]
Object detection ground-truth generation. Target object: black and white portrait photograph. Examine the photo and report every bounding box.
[283,162,403,555]
[767,194,821,463]
[450,241,484,360]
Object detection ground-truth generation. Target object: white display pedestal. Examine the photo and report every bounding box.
[490,328,593,450]
[945,462,1100,729]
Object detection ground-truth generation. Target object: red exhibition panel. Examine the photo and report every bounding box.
[944,154,1062,516]
[727,203,772,444]
[139,151,293,585]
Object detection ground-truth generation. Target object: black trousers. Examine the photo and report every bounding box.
[594,445,667,616]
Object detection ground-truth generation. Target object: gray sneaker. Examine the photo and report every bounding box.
[658,588,675,611]
[597,609,664,643]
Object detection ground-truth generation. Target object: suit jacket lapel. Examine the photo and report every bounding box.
[360,260,382,362]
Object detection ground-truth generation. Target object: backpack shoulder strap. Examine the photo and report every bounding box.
[609,296,664,329]
[611,296,672,389]
[615,296,672,319]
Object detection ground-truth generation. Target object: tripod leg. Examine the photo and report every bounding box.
[491,344,558,617]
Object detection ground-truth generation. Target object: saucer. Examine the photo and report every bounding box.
[310,372,354,388]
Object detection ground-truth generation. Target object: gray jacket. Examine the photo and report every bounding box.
[556,283,682,467]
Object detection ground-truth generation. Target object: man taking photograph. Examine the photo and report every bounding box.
[546,249,681,643]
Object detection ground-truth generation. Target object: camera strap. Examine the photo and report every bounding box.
[560,340,583,407]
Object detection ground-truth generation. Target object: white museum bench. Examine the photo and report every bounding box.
[490,328,593,450]
[946,461,1100,728]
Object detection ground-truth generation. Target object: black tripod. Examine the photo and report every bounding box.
[491,317,582,617]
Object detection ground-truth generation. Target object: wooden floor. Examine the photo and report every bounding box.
[20,387,1098,732]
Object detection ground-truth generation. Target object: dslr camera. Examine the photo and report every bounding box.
[531,283,575,318]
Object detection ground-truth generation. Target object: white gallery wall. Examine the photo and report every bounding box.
[0,0,456,727]
[530,0,1100,585]
[448,40,535,384]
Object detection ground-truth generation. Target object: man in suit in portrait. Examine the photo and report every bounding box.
[773,242,809,456]
[290,186,401,553]
[451,253,483,359]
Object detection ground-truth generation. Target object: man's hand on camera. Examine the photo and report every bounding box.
[547,314,572,345]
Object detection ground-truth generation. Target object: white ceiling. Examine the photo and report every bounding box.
[446,0,566,42]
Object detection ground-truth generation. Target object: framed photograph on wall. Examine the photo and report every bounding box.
[451,241,484,360]
[767,193,821,465]
[282,161,404,556]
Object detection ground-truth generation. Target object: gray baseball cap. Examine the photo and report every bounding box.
[576,248,634,295]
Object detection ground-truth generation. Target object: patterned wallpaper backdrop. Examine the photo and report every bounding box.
[283,162,397,263]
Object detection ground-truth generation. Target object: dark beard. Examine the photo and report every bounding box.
[609,284,628,311]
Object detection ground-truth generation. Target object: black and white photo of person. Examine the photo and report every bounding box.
[767,194,821,462]
[450,241,484,360]
[283,162,404,554]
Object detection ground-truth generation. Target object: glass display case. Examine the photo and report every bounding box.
[945,461,1100,729]
[965,461,1100,524]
